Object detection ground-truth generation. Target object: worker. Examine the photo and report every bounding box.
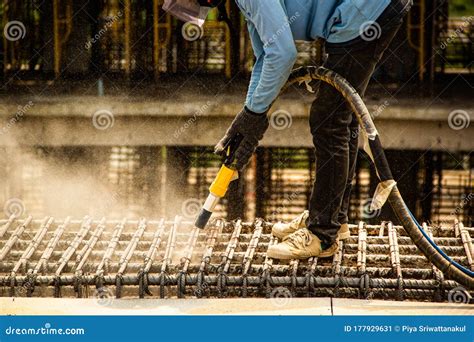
[164,0,412,259]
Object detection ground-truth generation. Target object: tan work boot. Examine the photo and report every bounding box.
[319,241,339,258]
[267,228,324,260]
[338,223,351,240]
[318,224,350,258]
[271,211,309,239]
[272,212,351,241]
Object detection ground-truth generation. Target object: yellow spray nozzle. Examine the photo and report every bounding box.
[209,164,238,198]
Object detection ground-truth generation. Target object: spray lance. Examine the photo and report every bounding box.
[162,0,243,229]
[194,133,243,229]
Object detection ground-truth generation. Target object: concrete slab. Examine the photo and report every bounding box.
[0,297,332,316]
[0,94,473,149]
[332,298,473,316]
[0,297,471,316]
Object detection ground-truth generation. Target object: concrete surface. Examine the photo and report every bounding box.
[0,94,473,150]
[0,297,472,316]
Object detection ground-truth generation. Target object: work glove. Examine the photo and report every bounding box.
[214,106,269,170]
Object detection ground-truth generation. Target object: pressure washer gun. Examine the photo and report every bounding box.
[194,133,243,229]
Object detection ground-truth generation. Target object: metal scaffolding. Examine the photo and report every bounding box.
[7,0,467,82]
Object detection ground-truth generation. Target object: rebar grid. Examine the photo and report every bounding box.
[0,216,472,301]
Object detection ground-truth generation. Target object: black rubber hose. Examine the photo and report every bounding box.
[284,66,473,289]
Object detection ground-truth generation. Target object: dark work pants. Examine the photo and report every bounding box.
[307,0,412,245]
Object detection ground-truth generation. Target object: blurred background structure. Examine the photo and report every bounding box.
[0,0,473,226]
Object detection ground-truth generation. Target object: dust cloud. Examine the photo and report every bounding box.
[1,144,190,221]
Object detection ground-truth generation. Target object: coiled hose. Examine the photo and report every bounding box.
[284,66,473,289]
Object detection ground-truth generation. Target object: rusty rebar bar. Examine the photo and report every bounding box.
[0,217,472,302]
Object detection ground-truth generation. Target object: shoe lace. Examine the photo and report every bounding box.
[284,229,312,248]
[291,211,308,228]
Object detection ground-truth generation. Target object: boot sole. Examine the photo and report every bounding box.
[339,223,350,240]
[319,244,338,258]
[272,228,351,241]
[267,250,335,260]
[338,230,350,240]
[267,248,318,260]
[318,228,349,258]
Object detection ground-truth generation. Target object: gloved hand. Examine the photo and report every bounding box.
[214,106,269,170]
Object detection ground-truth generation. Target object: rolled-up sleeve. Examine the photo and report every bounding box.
[238,0,298,114]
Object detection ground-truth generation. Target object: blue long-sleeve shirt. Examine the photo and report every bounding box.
[236,0,390,113]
